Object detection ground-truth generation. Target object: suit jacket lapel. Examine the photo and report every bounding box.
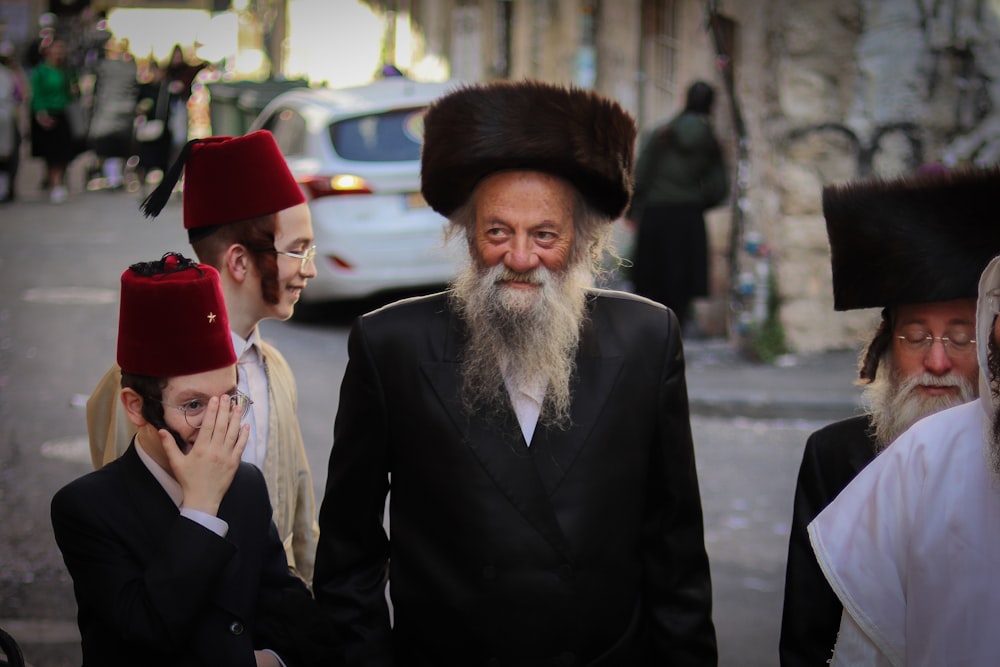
[119,442,185,544]
[419,305,625,560]
[421,310,574,561]
[121,442,245,616]
[530,342,624,497]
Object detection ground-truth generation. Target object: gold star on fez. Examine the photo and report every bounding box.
[207,312,217,323]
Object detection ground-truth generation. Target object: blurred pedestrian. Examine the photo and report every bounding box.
[163,44,206,164]
[86,37,137,191]
[780,166,1000,666]
[0,41,27,203]
[134,60,170,193]
[626,80,729,330]
[313,80,717,665]
[29,38,81,204]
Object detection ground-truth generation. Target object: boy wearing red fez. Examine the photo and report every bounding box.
[51,253,340,666]
[85,130,320,584]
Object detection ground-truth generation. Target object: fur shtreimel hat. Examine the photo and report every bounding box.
[824,166,1000,311]
[117,252,236,378]
[420,80,637,220]
[140,130,305,238]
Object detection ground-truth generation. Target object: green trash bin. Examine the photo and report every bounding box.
[208,79,309,136]
[235,79,310,132]
[206,82,249,137]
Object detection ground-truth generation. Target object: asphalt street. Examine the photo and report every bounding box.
[0,163,865,666]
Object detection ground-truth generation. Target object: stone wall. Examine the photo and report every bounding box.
[761,0,1000,352]
[380,0,1000,353]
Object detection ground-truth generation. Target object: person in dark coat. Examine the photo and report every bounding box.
[313,80,717,666]
[134,61,171,192]
[51,253,339,666]
[779,166,1000,666]
[626,80,729,329]
[162,44,206,165]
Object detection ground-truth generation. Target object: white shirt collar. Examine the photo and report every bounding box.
[231,326,260,360]
[134,433,183,507]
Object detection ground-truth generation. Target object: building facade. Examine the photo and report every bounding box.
[9,0,999,352]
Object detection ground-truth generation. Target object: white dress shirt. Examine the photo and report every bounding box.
[135,433,228,536]
[504,373,547,445]
[232,328,270,468]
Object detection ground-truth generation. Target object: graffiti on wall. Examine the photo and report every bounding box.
[784,0,999,177]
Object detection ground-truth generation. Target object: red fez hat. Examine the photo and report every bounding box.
[117,253,236,377]
[140,130,305,233]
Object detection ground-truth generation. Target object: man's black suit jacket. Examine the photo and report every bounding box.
[779,414,875,666]
[51,442,332,666]
[314,290,717,666]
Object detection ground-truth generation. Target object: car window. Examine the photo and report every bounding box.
[263,108,308,157]
[328,107,426,162]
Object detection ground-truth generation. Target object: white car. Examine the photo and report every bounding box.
[249,78,466,303]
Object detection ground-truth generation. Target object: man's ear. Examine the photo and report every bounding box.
[223,244,250,285]
[120,388,148,427]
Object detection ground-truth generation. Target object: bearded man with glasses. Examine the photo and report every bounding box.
[85,131,320,585]
[807,251,1000,665]
[780,166,1000,666]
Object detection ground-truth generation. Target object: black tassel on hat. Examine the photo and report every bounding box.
[824,166,1000,311]
[140,138,201,219]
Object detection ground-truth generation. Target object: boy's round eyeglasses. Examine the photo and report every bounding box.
[272,245,317,272]
[148,391,253,428]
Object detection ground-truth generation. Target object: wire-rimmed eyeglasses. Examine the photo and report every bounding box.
[272,245,317,273]
[147,390,253,428]
[895,330,976,356]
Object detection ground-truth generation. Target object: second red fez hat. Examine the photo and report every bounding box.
[140,130,305,232]
[117,253,236,378]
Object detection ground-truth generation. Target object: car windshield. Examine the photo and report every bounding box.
[329,107,427,162]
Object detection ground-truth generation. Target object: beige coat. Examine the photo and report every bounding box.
[87,339,319,583]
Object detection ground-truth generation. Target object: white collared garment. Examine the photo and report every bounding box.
[232,328,270,468]
[828,609,892,666]
[809,400,1000,667]
[504,373,547,445]
[134,433,228,537]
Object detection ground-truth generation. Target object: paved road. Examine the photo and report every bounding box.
[0,181,861,666]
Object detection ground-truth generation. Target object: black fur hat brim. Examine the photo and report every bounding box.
[420,80,636,220]
[824,166,1000,310]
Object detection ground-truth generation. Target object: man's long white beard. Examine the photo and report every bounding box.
[450,259,591,430]
[865,362,976,452]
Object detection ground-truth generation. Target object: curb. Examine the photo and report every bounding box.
[688,393,863,421]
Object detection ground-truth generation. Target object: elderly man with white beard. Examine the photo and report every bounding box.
[780,166,1000,667]
[807,251,1000,665]
[312,81,717,666]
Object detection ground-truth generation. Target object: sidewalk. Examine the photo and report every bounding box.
[684,338,864,421]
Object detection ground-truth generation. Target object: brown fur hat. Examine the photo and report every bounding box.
[824,166,1000,310]
[420,80,636,220]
